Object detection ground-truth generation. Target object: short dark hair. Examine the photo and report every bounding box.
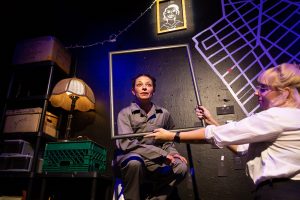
[131,74,156,90]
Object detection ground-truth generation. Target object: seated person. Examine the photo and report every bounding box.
[113,74,188,200]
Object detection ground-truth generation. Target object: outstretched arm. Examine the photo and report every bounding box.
[145,127,206,143]
[145,105,243,153]
[144,106,211,142]
[145,127,241,153]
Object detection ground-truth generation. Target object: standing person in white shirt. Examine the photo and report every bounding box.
[145,63,300,200]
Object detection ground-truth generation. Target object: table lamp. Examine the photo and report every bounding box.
[49,77,95,139]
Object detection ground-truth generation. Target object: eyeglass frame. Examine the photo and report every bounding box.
[255,84,273,93]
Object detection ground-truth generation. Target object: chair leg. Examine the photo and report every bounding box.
[113,177,125,200]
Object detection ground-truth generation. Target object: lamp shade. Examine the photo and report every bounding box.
[50,77,95,112]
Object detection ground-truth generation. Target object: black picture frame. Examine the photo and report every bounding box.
[109,44,203,139]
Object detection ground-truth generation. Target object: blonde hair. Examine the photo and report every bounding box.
[258,63,300,108]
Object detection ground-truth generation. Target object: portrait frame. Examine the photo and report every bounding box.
[109,44,204,139]
[157,0,187,34]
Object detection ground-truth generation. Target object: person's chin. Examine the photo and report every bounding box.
[138,96,151,100]
[141,94,152,98]
[258,102,264,108]
[259,103,268,110]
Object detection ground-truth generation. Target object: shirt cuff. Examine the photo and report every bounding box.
[204,125,215,140]
[236,144,249,155]
[205,125,223,148]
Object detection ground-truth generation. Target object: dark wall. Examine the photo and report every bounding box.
[1,0,299,199]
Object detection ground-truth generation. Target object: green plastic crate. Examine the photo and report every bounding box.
[42,140,106,173]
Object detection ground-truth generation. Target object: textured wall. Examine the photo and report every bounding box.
[1,0,299,199]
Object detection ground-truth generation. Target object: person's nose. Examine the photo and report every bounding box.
[142,85,147,90]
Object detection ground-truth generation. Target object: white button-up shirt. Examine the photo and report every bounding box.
[205,107,300,185]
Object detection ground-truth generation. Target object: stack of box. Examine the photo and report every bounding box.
[3,107,58,138]
[0,140,34,171]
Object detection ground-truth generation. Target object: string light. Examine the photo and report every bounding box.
[66,0,157,49]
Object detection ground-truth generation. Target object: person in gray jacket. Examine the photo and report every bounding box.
[114,74,187,200]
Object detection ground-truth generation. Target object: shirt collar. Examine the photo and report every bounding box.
[130,102,163,115]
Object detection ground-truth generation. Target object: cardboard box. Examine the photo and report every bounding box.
[4,107,58,138]
[12,36,71,74]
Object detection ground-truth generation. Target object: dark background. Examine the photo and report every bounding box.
[2,0,298,199]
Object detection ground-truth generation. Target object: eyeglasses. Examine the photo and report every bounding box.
[256,84,271,93]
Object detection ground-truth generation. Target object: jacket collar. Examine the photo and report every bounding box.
[130,102,163,115]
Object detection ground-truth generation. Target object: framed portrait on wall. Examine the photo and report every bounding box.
[156,0,187,34]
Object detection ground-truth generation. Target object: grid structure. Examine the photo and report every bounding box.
[42,140,107,172]
[193,0,300,116]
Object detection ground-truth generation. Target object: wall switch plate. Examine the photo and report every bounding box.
[216,105,234,115]
[217,155,227,177]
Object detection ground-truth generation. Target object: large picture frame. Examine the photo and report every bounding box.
[157,0,187,34]
[109,44,203,139]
